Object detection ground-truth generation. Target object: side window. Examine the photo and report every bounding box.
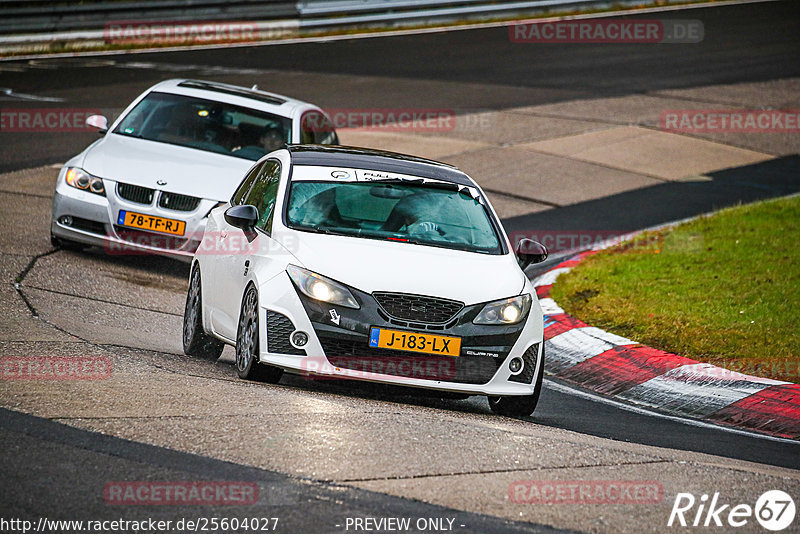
[300,110,339,145]
[243,159,282,233]
[231,162,264,206]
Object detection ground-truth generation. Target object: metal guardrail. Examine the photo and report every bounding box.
[0,1,299,35]
[299,0,620,29]
[297,0,497,16]
[0,0,650,48]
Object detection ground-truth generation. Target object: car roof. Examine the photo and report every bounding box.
[149,79,315,116]
[286,145,476,186]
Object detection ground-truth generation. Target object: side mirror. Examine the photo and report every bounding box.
[516,239,548,269]
[224,205,259,229]
[86,114,108,134]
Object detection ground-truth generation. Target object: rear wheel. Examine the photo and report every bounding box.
[236,285,283,383]
[488,345,545,417]
[183,266,224,359]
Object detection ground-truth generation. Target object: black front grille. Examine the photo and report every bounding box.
[373,292,463,324]
[509,344,540,384]
[319,335,500,384]
[159,191,201,212]
[267,311,305,355]
[117,183,154,205]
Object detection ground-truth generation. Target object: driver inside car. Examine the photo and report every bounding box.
[260,126,286,152]
[381,190,444,235]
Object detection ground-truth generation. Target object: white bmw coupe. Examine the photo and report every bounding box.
[50,79,338,259]
[184,145,549,416]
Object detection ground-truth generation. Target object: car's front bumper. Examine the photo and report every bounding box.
[255,271,544,397]
[50,168,219,261]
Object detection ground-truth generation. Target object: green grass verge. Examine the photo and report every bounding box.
[551,195,800,383]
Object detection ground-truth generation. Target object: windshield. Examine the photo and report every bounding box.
[286,179,503,254]
[113,91,292,160]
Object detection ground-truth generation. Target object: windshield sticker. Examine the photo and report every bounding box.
[291,166,482,200]
[330,170,351,180]
[293,165,439,184]
[357,170,410,181]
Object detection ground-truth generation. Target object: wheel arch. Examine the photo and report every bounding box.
[190,259,212,335]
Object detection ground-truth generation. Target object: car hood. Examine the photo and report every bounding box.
[81,134,254,201]
[281,231,526,306]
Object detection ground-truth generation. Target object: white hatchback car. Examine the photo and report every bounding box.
[50,79,338,259]
[184,145,549,416]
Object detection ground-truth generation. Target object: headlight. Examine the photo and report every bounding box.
[65,167,105,196]
[473,294,532,325]
[287,264,360,309]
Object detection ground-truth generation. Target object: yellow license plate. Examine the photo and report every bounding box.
[117,210,186,236]
[369,327,461,357]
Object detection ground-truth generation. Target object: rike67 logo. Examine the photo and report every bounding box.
[668,490,795,531]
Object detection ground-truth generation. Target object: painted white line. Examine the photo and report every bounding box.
[533,267,571,287]
[665,362,789,386]
[538,297,564,315]
[544,378,800,445]
[619,375,774,419]
[0,0,775,62]
[618,363,790,418]
[545,326,635,372]
[581,326,635,347]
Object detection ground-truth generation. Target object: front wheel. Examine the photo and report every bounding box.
[236,285,283,383]
[183,266,224,359]
[488,345,545,417]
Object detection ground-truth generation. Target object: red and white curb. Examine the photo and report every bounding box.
[534,250,800,440]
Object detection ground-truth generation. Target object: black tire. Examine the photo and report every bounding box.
[183,266,224,359]
[488,345,545,417]
[236,285,283,383]
[51,233,86,251]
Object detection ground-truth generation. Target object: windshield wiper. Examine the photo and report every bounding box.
[292,225,359,239]
[295,225,335,235]
[382,235,480,252]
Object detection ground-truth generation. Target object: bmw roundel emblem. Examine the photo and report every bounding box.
[156,179,167,186]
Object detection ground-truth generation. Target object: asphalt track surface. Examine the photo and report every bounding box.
[1,1,799,531]
[1,0,799,173]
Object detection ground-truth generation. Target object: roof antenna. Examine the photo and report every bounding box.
[251,84,258,91]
